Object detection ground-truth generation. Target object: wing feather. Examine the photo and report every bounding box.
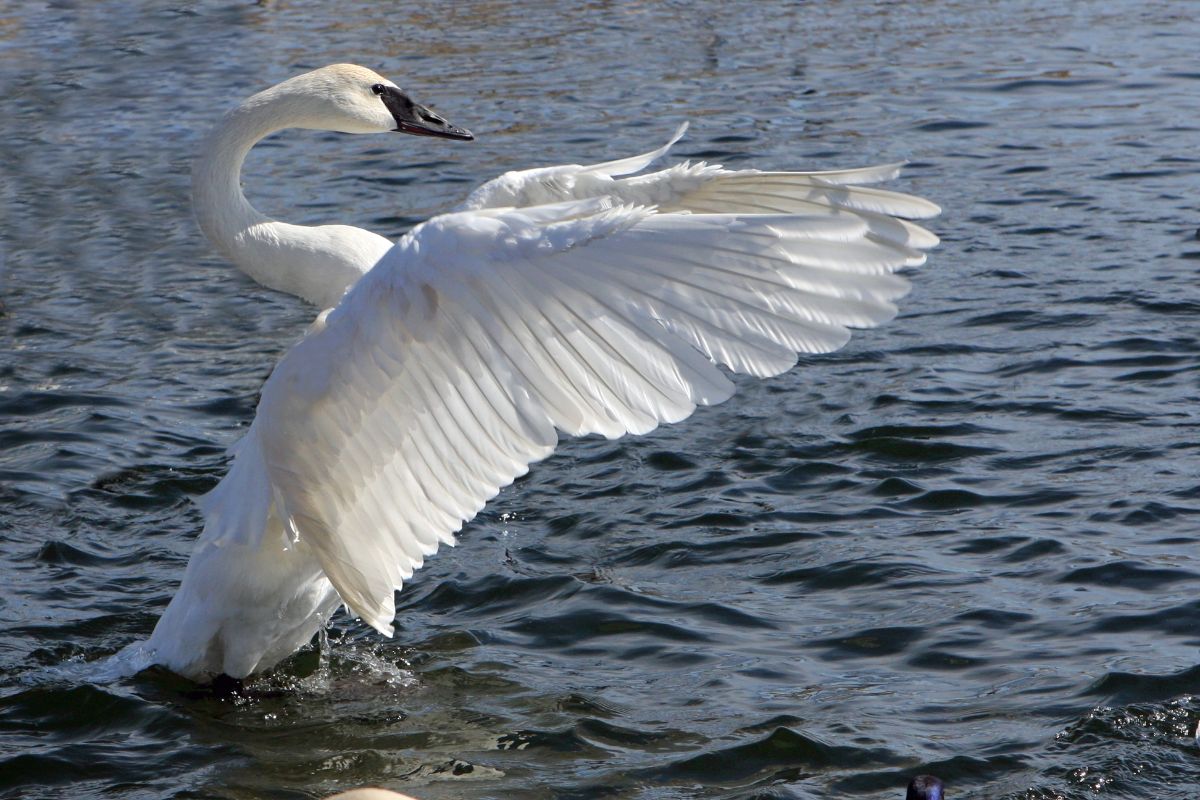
[201,130,939,634]
[578,122,690,177]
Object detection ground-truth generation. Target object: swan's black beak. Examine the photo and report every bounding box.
[380,86,473,141]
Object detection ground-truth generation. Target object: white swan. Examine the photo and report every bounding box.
[143,64,939,681]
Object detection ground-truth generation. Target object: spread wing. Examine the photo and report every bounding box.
[459,122,939,255]
[196,125,940,633]
[200,133,940,634]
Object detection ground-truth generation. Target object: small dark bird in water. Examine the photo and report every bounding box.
[907,775,945,800]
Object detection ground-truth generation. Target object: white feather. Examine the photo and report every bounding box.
[249,192,933,633]
[145,64,939,680]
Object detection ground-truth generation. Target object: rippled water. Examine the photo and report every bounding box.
[2,2,1199,799]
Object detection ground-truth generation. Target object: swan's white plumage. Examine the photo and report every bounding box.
[144,64,938,680]
[191,64,407,308]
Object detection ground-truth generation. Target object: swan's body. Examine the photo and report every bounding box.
[144,64,939,680]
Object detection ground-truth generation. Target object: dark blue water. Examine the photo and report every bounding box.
[2,2,1198,799]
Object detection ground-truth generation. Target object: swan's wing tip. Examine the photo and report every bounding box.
[360,607,396,638]
[581,122,690,177]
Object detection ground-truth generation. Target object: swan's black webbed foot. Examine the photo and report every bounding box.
[208,673,246,697]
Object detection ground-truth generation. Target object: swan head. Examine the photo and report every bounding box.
[255,64,472,140]
[906,775,944,800]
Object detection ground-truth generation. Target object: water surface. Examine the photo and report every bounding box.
[2,2,1199,799]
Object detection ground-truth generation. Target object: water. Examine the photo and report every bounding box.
[1,1,1198,798]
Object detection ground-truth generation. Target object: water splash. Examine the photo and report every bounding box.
[13,640,157,689]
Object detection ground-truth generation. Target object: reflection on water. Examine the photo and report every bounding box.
[2,2,1199,799]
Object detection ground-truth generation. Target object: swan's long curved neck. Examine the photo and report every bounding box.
[193,91,392,308]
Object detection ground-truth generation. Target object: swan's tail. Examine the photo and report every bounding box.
[121,421,343,681]
[146,511,342,680]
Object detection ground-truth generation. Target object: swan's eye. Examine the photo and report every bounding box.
[371,84,386,96]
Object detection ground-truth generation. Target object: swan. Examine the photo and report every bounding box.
[141,64,939,681]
